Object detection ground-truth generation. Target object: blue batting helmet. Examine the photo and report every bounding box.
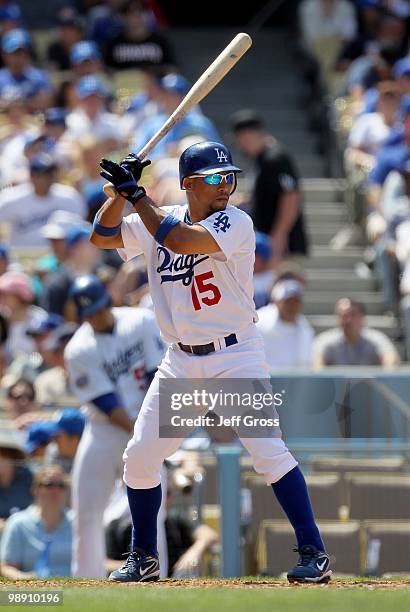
[179,141,241,188]
[70,274,112,318]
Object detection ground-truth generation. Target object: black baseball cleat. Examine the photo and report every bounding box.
[109,548,160,582]
[287,545,332,583]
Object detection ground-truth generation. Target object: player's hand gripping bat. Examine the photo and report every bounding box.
[103,32,252,198]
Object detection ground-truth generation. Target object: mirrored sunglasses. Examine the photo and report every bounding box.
[191,172,235,185]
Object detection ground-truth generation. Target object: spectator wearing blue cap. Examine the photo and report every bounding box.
[0,464,72,579]
[1,313,64,389]
[103,0,176,71]
[45,408,85,474]
[65,76,121,151]
[70,40,101,77]
[367,102,410,225]
[121,66,165,142]
[47,7,83,71]
[0,28,51,112]
[253,231,276,310]
[336,12,407,77]
[256,274,314,369]
[336,80,402,248]
[132,73,219,159]
[35,323,78,406]
[0,152,85,248]
[41,225,100,317]
[393,56,410,97]
[24,421,55,460]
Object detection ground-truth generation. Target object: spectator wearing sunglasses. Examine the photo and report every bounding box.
[0,465,72,578]
[4,378,37,422]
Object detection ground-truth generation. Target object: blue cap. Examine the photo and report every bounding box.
[255,232,272,261]
[24,421,55,454]
[76,75,106,99]
[160,73,190,95]
[0,244,9,260]
[393,57,410,79]
[0,4,23,22]
[70,40,100,66]
[66,226,90,248]
[44,107,66,126]
[29,153,57,173]
[41,322,78,352]
[2,28,30,53]
[53,408,85,437]
[26,313,64,336]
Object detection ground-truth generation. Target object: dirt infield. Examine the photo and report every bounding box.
[2,578,410,590]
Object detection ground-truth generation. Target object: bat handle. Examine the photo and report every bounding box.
[103,183,117,198]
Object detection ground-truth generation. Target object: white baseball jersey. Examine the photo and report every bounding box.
[0,183,86,247]
[118,204,257,345]
[65,307,164,421]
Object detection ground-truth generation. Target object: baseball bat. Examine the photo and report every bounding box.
[103,32,252,198]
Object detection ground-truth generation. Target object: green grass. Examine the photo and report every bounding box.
[2,583,410,612]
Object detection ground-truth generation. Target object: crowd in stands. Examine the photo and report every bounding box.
[0,0,409,579]
[299,1,410,356]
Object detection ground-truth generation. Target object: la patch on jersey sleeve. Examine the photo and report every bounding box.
[198,206,254,260]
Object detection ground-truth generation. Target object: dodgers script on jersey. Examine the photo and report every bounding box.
[65,307,164,420]
[118,205,257,345]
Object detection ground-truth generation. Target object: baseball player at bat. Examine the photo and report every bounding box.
[91,142,332,583]
[64,275,167,578]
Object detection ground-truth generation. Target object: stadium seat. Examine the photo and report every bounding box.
[362,521,410,575]
[346,473,410,520]
[257,520,362,576]
[243,472,345,552]
[310,456,406,474]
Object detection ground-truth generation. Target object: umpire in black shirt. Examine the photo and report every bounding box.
[230,110,308,262]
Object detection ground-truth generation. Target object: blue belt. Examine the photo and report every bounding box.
[178,333,238,356]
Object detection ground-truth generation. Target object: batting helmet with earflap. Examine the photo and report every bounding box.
[179,141,241,188]
[70,274,112,318]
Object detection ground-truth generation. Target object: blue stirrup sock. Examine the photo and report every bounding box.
[127,484,162,556]
[271,466,325,551]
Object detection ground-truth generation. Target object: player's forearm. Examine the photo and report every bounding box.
[109,407,134,433]
[193,524,218,552]
[271,192,300,236]
[90,194,126,248]
[0,564,34,579]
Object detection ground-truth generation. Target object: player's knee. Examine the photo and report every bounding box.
[123,439,162,486]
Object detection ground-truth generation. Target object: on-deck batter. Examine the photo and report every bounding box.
[91,141,332,584]
[64,276,167,578]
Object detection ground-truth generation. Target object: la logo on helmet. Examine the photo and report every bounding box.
[215,148,228,163]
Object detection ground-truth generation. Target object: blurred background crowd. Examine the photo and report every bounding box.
[1,0,410,580]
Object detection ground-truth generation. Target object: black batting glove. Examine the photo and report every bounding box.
[100,158,146,205]
[120,153,151,182]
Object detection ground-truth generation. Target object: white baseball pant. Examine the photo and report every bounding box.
[72,419,168,577]
[124,331,298,489]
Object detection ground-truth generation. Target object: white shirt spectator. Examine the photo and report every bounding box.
[299,0,357,46]
[65,108,119,143]
[256,302,314,369]
[0,128,40,187]
[347,113,391,157]
[0,183,86,247]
